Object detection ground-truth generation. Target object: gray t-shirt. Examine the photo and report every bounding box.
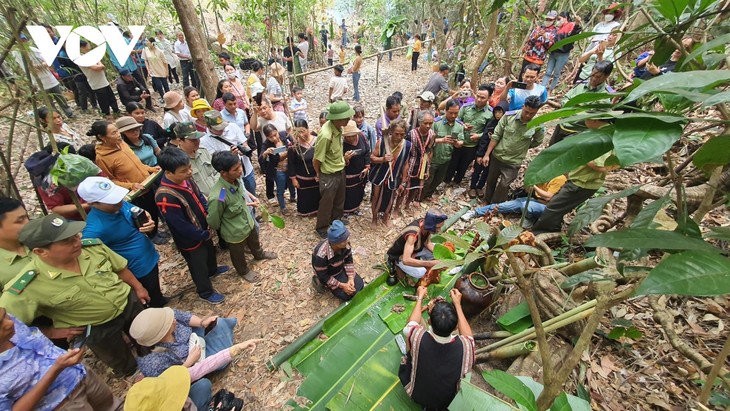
[423,73,449,95]
[258,111,292,133]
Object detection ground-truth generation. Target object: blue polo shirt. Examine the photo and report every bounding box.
[82,201,159,278]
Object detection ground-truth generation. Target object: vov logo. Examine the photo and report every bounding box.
[27,25,145,67]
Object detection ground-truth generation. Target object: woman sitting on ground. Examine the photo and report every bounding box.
[129,307,251,379]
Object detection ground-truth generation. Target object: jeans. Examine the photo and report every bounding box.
[192,317,237,358]
[541,52,570,91]
[352,71,361,101]
[475,197,546,221]
[274,170,288,210]
[189,378,212,410]
[242,171,257,197]
[151,77,170,98]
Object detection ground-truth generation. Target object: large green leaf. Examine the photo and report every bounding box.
[483,370,537,411]
[702,91,730,107]
[433,243,457,260]
[563,92,618,108]
[518,377,591,411]
[612,118,683,166]
[585,229,720,252]
[693,135,730,170]
[622,70,730,103]
[636,251,730,296]
[550,392,572,411]
[448,378,518,411]
[496,225,523,246]
[547,31,598,53]
[705,226,730,241]
[568,186,640,236]
[524,128,613,186]
[681,33,730,68]
[631,195,671,229]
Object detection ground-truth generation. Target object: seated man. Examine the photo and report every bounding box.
[311,220,364,301]
[461,175,567,224]
[399,286,475,410]
[0,309,123,410]
[0,214,150,378]
[387,209,448,280]
[115,69,153,110]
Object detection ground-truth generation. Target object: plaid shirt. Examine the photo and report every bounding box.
[311,239,355,289]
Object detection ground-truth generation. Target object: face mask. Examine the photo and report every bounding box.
[227,72,236,80]
[545,20,554,26]
[604,14,615,22]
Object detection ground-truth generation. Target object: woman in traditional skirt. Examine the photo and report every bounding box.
[343,121,371,215]
[369,119,411,226]
[287,119,320,216]
[397,110,436,212]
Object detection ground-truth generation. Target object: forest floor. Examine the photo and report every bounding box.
[3,49,729,410]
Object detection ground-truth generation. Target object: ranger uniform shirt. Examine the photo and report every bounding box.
[491,111,544,166]
[206,177,256,244]
[431,119,465,165]
[0,246,31,290]
[457,103,493,147]
[0,240,131,328]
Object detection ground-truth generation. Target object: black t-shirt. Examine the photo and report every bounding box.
[387,219,428,258]
[282,45,300,72]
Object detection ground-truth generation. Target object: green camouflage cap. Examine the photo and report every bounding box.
[174,122,204,139]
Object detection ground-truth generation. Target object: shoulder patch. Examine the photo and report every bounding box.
[217,187,227,202]
[7,270,38,295]
[81,238,103,247]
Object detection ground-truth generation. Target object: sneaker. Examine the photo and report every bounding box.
[281,208,290,216]
[311,275,326,294]
[254,251,277,260]
[241,269,260,282]
[210,265,229,278]
[468,189,477,199]
[461,210,476,222]
[200,292,225,304]
[151,233,169,245]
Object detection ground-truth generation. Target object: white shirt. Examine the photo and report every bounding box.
[328,76,348,100]
[589,21,621,47]
[156,38,178,66]
[174,40,191,60]
[79,65,109,90]
[200,123,254,176]
[298,41,310,60]
[257,111,291,134]
[16,48,59,90]
[162,110,193,129]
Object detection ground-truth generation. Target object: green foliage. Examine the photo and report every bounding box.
[607,318,643,340]
[630,195,671,229]
[692,135,730,170]
[622,70,730,103]
[448,378,517,410]
[636,250,730,296]
[584,229,720,252]
[568,187,640,236]
[612,118,684,166]
[483,370,537,411]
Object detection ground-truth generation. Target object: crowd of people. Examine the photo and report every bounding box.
[1,3,702,409]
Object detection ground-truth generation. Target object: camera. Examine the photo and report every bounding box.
[130,206,149,228]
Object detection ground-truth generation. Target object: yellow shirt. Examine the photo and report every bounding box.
[0,241,131,328]
[339,49,346,64]
[536,175,567,202]
[413,40,422,53]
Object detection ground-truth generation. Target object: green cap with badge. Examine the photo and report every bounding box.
[174,122,204,140]
[19,213,85,250]
[203,110,228,131]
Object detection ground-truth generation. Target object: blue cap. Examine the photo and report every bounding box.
[327,220,350,244]
[119,69,132,76]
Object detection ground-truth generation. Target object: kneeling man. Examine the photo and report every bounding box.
[387,209,447,279]
[311,220,364,301]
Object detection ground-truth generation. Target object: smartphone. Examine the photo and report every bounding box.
[272,146,287,154]
[451,131,459,140]
[349,149,362,155]
[204,318,218,335]
[512,81,528,89]
[71,325,91,349]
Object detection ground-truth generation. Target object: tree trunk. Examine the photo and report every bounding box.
[469,11,499,87]
[172,0,216,100]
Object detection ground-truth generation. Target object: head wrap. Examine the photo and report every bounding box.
[424,210,448,232]
[327,220,350,244]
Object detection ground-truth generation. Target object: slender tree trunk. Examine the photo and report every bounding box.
[470,11,499,86]
[172,0,216,100]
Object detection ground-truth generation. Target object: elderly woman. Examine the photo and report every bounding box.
[288,119,319,216]
[342,120,371,215]
[116,116,160,167]
[129,307,242,378]
[369,119,411,226]
[399,110,435,210]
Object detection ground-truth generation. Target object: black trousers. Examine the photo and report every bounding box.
[411,52,420,71]
[549,124,575,147]
[86,292,145,377]
[179,239,217,298]
[445,146,477,185]
[75,80,98,110]
[532,181,597,233]
[470,161,489,190]
[93,85,119,115]
[136,263,165,308]
[167,64,179,83]
[329,271,364,301]
[180,60,199,88]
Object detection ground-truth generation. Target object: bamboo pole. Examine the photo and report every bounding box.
[558,256,604,276]
[476,299,598,354]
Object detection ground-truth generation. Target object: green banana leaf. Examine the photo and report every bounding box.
[285,256,484,410]
[448,377,518,411]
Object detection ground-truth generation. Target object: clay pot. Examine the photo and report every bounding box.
[455,272,498,319]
